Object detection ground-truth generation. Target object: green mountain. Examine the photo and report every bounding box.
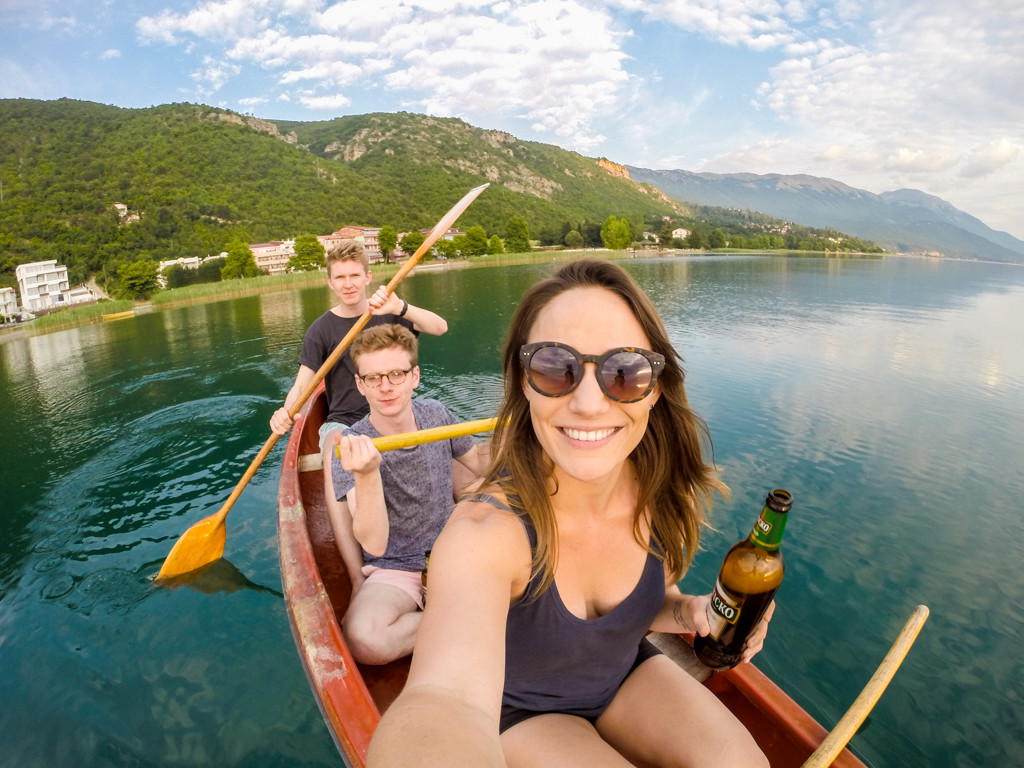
[0,98,879,294]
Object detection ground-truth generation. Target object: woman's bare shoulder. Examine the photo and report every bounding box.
[438,490,530,584]
[453,488,520,523]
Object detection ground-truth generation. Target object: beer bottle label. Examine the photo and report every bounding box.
[706,578,741,640]
[749,505,787,550]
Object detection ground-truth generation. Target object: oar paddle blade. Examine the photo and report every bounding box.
[154,512,227,582]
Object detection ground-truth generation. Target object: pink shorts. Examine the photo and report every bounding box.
[361,565,425,610]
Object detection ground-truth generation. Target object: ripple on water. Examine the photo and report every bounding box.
[71,568,152,616]
[40,573,76,600]
[32,530,74,554]
[33,553,66,573]
[419,373,504,420]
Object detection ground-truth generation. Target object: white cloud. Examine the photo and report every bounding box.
[617,0,799,50]
[133,0,630,151]
[960,139,1021,179]
[99,49,121,60]
[137,0,269,44]
[190,56,242,99]
[34,10,77,32]
[238,95,268,109]
[279,60,364,86]
[317,0,414,34]
[299,92,352,111]
[885,147,957,175]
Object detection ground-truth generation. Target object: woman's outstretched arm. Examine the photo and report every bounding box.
[368,498,530,767]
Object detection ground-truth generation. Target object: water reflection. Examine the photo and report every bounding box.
[151,558,284,597]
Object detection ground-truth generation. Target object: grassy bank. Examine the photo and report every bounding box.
[3,248,842,343]
[148,250,607,310]
[150,268,334,308]
[1,299,136,336]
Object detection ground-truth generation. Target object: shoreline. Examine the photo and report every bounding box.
[0,249,889,346]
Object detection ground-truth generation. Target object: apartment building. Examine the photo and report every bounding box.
[250,240,295,275]
[319,227,382,262]
[1,287,20,318]
[14,261,96,311]
[15,260,72,311]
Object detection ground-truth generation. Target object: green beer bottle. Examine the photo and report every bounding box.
[693,488,793,670]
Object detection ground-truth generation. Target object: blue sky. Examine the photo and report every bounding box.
[3,0,1022,240]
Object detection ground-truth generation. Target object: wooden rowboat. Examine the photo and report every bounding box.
[277,383,869,768]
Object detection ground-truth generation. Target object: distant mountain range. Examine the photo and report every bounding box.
[625,168,1024,264]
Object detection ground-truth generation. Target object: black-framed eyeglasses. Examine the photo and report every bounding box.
[357,368,412,388]
[520,342,665,403]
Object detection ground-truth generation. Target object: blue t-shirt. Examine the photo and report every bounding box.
[331,398,476,571]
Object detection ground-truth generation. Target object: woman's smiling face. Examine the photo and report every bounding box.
[523,286,659,486]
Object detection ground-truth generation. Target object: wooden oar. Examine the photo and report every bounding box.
[801,604,930,768]
[155,183,490,582]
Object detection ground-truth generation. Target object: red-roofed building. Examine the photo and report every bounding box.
[318,227,383,262]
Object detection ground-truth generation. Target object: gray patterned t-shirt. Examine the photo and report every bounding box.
[331,398,476,571]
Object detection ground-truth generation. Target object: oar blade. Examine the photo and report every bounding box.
[155,514,227,581]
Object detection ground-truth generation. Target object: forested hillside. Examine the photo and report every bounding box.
[0,98,881,295]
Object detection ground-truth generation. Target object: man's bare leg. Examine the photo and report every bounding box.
[341,582,421,665]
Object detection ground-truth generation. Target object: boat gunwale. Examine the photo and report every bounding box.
[278,382,379,766]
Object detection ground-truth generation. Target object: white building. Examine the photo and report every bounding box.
[250,240,295,275]
[1,286,20,318]
[13,261,95,311]
[158,256,202,287]
[321,227,383,262]
[16,260,72,311]
[65,285,94,305]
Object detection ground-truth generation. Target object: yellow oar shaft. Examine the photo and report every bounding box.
[801,604,930,768]
[334,417,498,457]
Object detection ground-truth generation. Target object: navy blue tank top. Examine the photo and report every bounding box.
[471,494,666,719]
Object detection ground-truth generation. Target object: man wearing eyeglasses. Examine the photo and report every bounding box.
[331,323,486,665]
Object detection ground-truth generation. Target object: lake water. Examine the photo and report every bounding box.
[1,255,1022,767]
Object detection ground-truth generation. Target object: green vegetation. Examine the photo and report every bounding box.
[600,215,632,250]
[378,225,398,262]
[0,98,883,302]
[504,216,531,253]
[221,241,259,279]
[21,299,135,333]
[289,234,325,271]
[117,259,161,299]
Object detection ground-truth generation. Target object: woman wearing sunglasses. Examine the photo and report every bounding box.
[369,259,770,768]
